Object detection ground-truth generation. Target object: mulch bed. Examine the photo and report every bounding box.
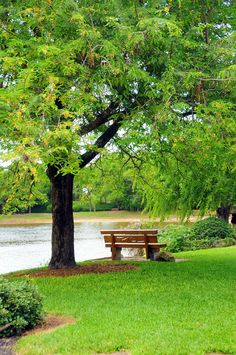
[10,263,137,278]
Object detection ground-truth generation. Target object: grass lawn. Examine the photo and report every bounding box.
[14,246,236,355]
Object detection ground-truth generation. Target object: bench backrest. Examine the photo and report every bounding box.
[101,230,158,244]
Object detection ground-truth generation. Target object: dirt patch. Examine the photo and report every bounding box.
[23,314,75,336]
[0,315,74,355]
[10,263,137,278]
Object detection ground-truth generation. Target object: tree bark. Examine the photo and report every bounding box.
[216,205,231,223]
[47,166,76,268]
[45,119,122,268]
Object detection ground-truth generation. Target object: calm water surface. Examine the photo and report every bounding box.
[0,222,131,274]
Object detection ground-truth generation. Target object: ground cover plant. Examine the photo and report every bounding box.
[12,247,236,355]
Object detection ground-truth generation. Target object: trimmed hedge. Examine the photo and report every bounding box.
[0,278,43,337]
[192,217,234,240]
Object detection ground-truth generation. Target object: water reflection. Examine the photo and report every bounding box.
[0,222,131,274]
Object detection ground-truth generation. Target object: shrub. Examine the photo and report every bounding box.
[142,219,236,254]
[159,224,193,253]
[192,217,235,240]
[0,278,43,337]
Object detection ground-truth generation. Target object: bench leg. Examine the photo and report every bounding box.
[111,247,122,260]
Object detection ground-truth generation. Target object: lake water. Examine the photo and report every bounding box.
[0,222,131,275]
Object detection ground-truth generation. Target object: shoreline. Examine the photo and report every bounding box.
[0,214,199,226]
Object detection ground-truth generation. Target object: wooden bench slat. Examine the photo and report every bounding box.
[105,242,166,248]
[106,243,147,248]
[104,235,158,243]
[105,243,166,248]
[101,230,158,235]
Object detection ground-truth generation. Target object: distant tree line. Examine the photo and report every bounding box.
[0,153,143,213]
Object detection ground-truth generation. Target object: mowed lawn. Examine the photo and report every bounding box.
[16,247,236,355]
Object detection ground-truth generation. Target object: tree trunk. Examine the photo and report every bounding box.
[47,166,76,268]
[216,205,231,223]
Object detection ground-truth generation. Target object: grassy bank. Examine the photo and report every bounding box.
[13,246,236,355]
[0,211,199,225]
[0,211,144,225]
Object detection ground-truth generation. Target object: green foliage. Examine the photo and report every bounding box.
[159,224,193,253]
[192,217,235,240]
[158,218,236,253]
[73,153,143,212]
[73,201,115,212]
[0,278,43,337]
[136,99,236,220]
[0,163,50,214]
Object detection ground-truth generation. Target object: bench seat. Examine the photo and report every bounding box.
[105,242,167,248]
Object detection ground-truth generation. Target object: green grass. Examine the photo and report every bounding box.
[0,213,51,220]
[14,247,236,354]
[73,210,145,219]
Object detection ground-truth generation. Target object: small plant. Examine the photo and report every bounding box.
[0,278,43,337]
[192,217,235,240]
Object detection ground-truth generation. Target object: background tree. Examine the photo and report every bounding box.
[116,0,236,222]
[134,101,236,221]
[73,153,143,211]
[0,0,235,267]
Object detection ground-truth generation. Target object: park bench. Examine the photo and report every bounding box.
[101,229,166,260]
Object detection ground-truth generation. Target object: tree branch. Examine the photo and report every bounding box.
[80,118,123,168]
[0,323,11,333]
[79,101,119,136]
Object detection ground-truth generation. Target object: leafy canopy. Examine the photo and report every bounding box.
[0,0,235,215]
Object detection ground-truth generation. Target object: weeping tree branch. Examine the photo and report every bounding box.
[113,143,158,190]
